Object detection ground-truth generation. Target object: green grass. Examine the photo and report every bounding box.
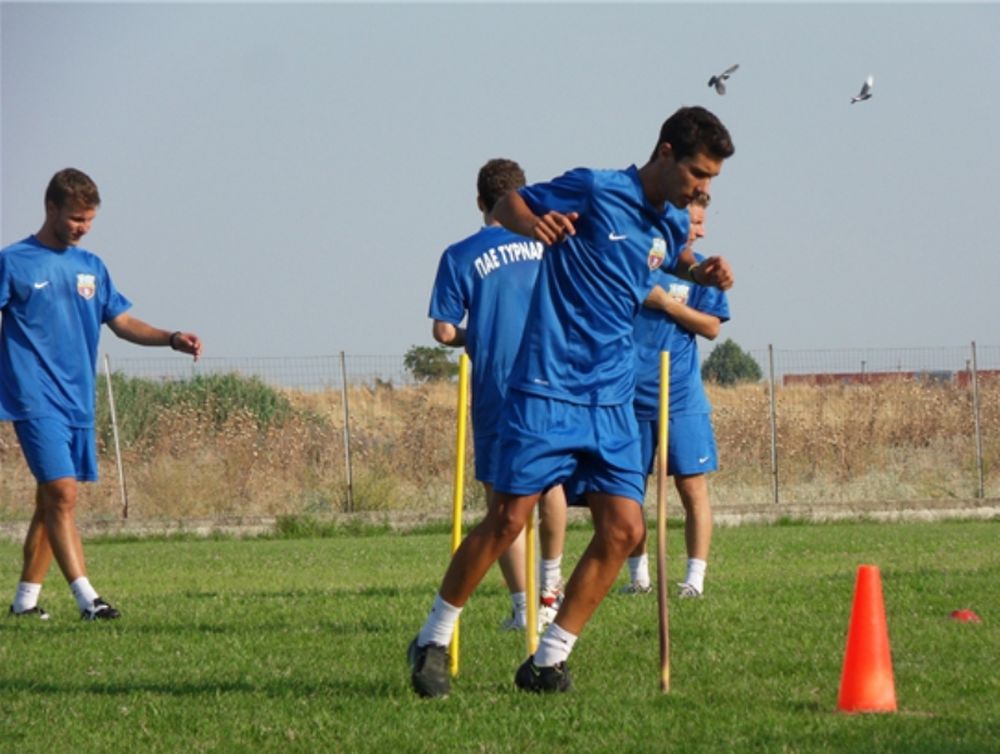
[1,520,998,753]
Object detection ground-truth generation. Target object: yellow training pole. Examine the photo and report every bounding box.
[525,508,539,655]
[656,351,671,693]
[449,353,470,677]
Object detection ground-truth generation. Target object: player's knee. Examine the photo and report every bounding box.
[602,514,644,554]
[622,516,645,550]
[38,484,77,515]
[487,506,528,547]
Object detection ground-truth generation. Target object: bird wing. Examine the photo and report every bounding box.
[723,63,739,76]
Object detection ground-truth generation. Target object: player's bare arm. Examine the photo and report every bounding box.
[660,298,722,340]
[669,251,734,291]
[643,285,674,315]
[530,210,579,245]
[432,320,466,347]
[107,312,203,360]
[693,255,734,291]
[493,190,578,245]
[642,285,719,338]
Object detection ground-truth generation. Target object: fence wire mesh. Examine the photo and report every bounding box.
[0,345,996,523]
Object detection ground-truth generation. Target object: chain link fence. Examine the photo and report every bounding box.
[1,344,996,524]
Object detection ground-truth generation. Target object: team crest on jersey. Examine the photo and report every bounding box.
[668,282,691,305]
[647,237,667,270]
[76,273,96,300]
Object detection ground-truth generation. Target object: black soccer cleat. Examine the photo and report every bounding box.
[9,604,50,621]
[514,655,572,693]
[81,597,121,621]
[408,637,450,698]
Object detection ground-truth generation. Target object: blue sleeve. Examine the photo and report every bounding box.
[99,263,132,323]
[427,249,467,325]
[0,254,9,310]
[518,167,593,219]
[688,285,729,322]
[687,253,730,322]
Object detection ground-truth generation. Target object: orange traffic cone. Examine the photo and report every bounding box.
[837,564,897,713]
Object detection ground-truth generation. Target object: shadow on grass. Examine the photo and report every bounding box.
[182,584,431,600]
[0,676,400,698]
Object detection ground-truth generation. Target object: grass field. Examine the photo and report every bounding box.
[1,518,997,753]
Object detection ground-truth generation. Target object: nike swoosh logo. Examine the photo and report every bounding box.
[33,281,50,289]
[698,456,710,464]
[608,232,627,241]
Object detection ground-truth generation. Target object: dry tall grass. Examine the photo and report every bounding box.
[0,378,995,522]
[710,378,997,503]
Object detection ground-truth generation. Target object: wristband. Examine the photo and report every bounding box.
[169,331,182,350]
[688,263,701,284]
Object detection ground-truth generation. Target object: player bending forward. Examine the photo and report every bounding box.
[408,106,735,696]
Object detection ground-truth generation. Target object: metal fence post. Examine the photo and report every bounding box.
[103,354,130,519]
[340,351,355,512]
[768,344,779,504]
[970,341,985,499]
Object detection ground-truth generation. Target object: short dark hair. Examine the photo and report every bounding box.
[651,106,735,163]
[45,168,100,209]
[477,158,526,212]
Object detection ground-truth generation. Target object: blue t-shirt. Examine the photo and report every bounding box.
[508,166,689,406]
[633,252,731,419]
[0,236,132,427]
[428,225,544,435]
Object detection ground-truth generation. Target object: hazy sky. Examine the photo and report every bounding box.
[3,1,998,362]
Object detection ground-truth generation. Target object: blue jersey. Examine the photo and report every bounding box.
[0,236,132,427]
[428,225,544,435]
[633,252,730,419]
[508,166,689,406]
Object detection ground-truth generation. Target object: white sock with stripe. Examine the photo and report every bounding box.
[13,582,42,613]
[533,622,578,667]
[70,576,99,612]
[417,593,463,647]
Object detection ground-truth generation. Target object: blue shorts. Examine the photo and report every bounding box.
[14,418,98,483]
[494,390,645,505]
[639,413,718,477]
[473,432,499,485]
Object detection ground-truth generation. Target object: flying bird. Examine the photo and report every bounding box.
[707,64,739,95]
[851,75,874,104]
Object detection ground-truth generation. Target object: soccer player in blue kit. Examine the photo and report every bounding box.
[622,192,730,599]
[1,168,202,620]
[409,107,734,696]
[427,158,567,633]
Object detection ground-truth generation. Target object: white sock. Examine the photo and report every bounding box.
[13,582,42,613]
[684,558,707,593]
[533,622,578,667]
[540,556,563,594]
[511,591,527,623]
[628,554,650,586]
[417,593,463,647]
[70,576,99,611]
